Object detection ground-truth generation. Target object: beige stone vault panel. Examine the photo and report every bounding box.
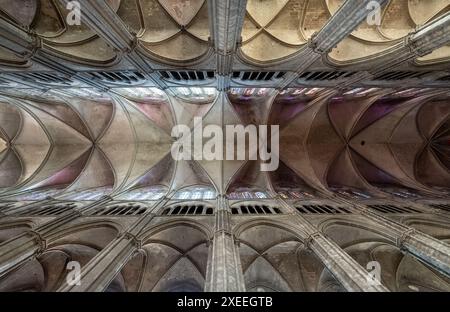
[121,0,211,62]
[238,0,450,64]
[0,88,448,198]
[328,0,450,64]
[0,0,118,65]
[241,0,330,62]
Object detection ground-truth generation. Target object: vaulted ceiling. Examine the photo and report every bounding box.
[0,0,450,90]
[0,1,448,200]
[241,0,450,63]
[1,0,449,64]
[0,87,448,200]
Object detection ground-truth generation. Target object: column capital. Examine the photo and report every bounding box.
[123,231,142,250]
[396,228,416,249]
[278,198,388,291]
[405,34,432,57]
[334,196,450,277]
[304,231,323,249]
[28,230,47,255]
[308,232,389,292]
[308,35,330,55]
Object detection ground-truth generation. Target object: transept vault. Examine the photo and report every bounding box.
[0,0,448,293]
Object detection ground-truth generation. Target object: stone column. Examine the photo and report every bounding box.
[0,18,38,59]
[0,196,112,278]
[401,231,450,277]
[376,12,450,73]
[340,12,450,88]
[278,0,388,89]
[58,0,166,89]
[276,197,388,292]
[0,17,104,88]
[205,196,246,292]
[335,196,450,278]
[58,197,169,292]
[210,0,248,90]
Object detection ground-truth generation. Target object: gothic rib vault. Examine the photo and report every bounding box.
[0,0,449,292]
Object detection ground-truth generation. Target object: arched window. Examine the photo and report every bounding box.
[295,204,352,215]
[173,186,216,200]
[277,188,315,199]
[255,192,267,199]
[229,88,270,97]
[230,205,282,215]
[277,88,323,98]
[161,204,213,216]
[330,187,371,199]
[114,87,167,100]
[116,186,167,200]
[378,185,421,199]
[19,202,78,216]
[91,203,147,216]
[227,188,268,199]
[61,186,113,201]
[173,87,216,102]
[10,187,64,201]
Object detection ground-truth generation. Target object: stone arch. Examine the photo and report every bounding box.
[401,217,450,240]
[140,219,213,243]
[318,240,450,292]
[0,221,121,292]
[234,219,327,292]
[46,221,122,249]
[115,220,213,292]
[159,200,215,216]
[318,217,450,292]
[319,217,395,247]
[89,201,150,217]
[0,221,34,243]
[230,200,283,215]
